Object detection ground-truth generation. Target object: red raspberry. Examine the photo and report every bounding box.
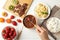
[17,19,22,23]
[9,32,12,36]
[3,36,7,39]
[10,36,14,39]
[12,32,16,38]
[5,27,10,34]
[7,38,12,40]
[10,15,15,19]
[11,28,15,32]
[5,27,10,30]
[3,34,8,39]
[2,30,6,33]
[12,21,17,26]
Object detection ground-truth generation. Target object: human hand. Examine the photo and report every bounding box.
[36,25,49,40]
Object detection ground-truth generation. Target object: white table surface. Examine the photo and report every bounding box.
[0,0,60,40]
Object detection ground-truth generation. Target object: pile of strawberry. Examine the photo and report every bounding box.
[0,12,22,26]
[2,26,16,40]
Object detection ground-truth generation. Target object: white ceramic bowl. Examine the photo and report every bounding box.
[34,2,51,19]
[2,26,18,40]
[46,17,60,33]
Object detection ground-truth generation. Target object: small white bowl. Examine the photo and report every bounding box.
[34,2,51,19]
[46,17,60,33]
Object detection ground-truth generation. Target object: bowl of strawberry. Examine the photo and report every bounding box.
[2,26,17,40]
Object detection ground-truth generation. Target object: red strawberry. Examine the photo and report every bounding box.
[10,15,15,19]
[17,19,22,23]
[12,21,17,26]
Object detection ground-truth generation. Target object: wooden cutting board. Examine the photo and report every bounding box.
[3,0,33,18]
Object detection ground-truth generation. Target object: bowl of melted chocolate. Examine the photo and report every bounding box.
[23,15,36,28]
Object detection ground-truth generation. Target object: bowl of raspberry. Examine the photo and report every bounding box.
[2,26,17,40]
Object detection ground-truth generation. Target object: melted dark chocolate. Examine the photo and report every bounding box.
[23,15,36,28]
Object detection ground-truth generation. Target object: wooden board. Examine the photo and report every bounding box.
[3,0,33,18]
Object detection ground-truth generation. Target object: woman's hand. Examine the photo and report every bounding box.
[36,25,49,40]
